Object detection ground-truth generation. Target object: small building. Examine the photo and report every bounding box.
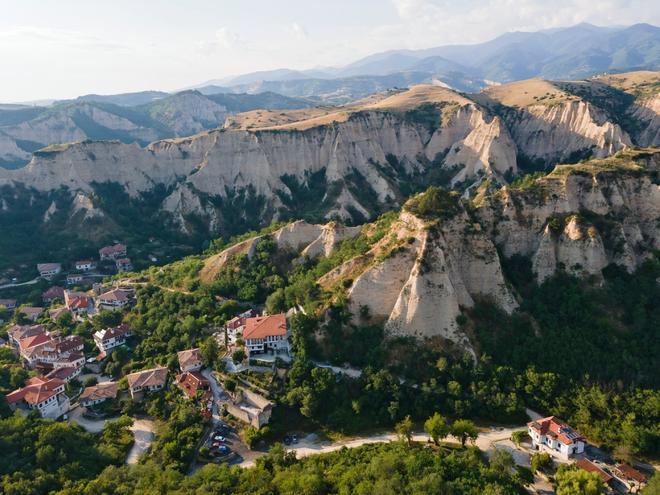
[126,367,168,399]
[7,324,46,348]
[243,314,289,356]
[614,464,648,491]
[97,288,131,309]
[115,258,133,273]
[93,324,132,354]
[80,382,118,407]
[99,243,127,261]
[175,371,211,405]
[0,298,17,310]
[53,351,85,370]
[226,316,245,331]
[528,416,586,459]
[5,377,70,419]
[37,263,62,280]
[42,286,65,303]
[19,306,44,322]
[177,348,203,372]
[46,366,82,383]
[66,273,85,286]
[74,260,96,271]
[576,459,614,486]
[64,290,91,315]
[226,386,273,428]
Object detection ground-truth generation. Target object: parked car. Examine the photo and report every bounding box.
[213,435,226,442]
[292,435,298,444]
[283,435,292,445]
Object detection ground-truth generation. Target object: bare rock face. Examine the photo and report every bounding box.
[477,150,660,282]
[145,92,228,136]
[506,100,631,162]
[631,94,660,147]
[342,210,517,350]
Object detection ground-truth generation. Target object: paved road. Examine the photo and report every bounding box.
[0,278,39,291]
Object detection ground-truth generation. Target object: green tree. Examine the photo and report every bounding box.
[511,430,527,447]
[489,448,515,473]
[200,337,219,368]
[531,452,553,473]
[232,349,246,364]
[395,415,413,446]
[424,412,449,445]
[451,419,479,447]
[555,465,605,495]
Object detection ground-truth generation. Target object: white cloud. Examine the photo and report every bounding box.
[196,27,241,55]
[289,22,308,40]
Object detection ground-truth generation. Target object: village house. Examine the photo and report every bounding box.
[19,334,85,370]
[115,258,133,272]
[46,366,82,383]
[7,324,46,348]
[528,416,586,459]
[80,382,118,407]
[19,306,44,322]
[64,290,91,315]
[93,324,132,354]
[243,313,289,356]
[97,288,131,310]
[18,333,55,367]
[175,371,212,407]
[614,464,648,491]
[66,273,85,286]
[0,298,17,310]
[226,386,273,428]
[74,260,96,271]
[42,286,65,304]
[5,377,70,419]
[37,263,62,280]
[177,348,203,372]
[126,367,168,399]
[99,243,127,261]
[53,351,86,370]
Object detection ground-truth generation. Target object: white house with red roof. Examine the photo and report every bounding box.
[37,263,62,280]
[126,367,168,399]
[42,286,65,303]
[243,314,289,356]
[64,290,91,315]
[75,260,96,271]
[5,376,70,419]
[97,288,131,309]
[93,324,132,354]
[7,324,46,348]
[99,243,127,260]
[527,416,586,459]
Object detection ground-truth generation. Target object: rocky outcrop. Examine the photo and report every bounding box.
[144,91,228,136]
[476,149,660,281]
[505,100,631,163]
[630,94,660,147]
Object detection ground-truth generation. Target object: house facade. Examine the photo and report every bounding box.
[66,274,84,285]
[99,244,127,260]
[528,416,586,459]
[75,260,96,271]
[80,382,118,407]
[64,290,91,315]
[93,324,132,354]
[0,298,18,310]
[127,367,168,399]
[6,377,70,419]
[97,288,131,309]
[243,314,289,356]
[37,263,62,280]
[115,258,133,272]
[42,286,65,303]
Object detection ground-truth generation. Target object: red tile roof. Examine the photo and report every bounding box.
[99,244,126,256]
[528,416,584,445]
[19,333,52,351]
[99,289,130,302]
[576,459,613,484]
[244,314,287,340]
[6,377,65,406]
[175,371,209,399]
[616,464,648,483]
[80,382,118,402]
[127,367,168,389]
[42,286,65,300]
[96,324,130,342]
[46,367,79,381]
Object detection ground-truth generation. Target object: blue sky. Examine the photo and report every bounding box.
[1,0,658,101]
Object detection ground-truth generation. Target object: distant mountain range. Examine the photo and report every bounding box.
[193,23,660,96]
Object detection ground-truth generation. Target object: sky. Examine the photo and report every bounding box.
[0,0,659,102]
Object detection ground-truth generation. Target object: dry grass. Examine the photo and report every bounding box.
[479,79,577,107]
[593,70,660,95]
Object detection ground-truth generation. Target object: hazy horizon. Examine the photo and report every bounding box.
[1,0,659,102]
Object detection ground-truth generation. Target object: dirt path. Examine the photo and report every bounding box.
[239,426,527,468]
[126,419,156,465]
